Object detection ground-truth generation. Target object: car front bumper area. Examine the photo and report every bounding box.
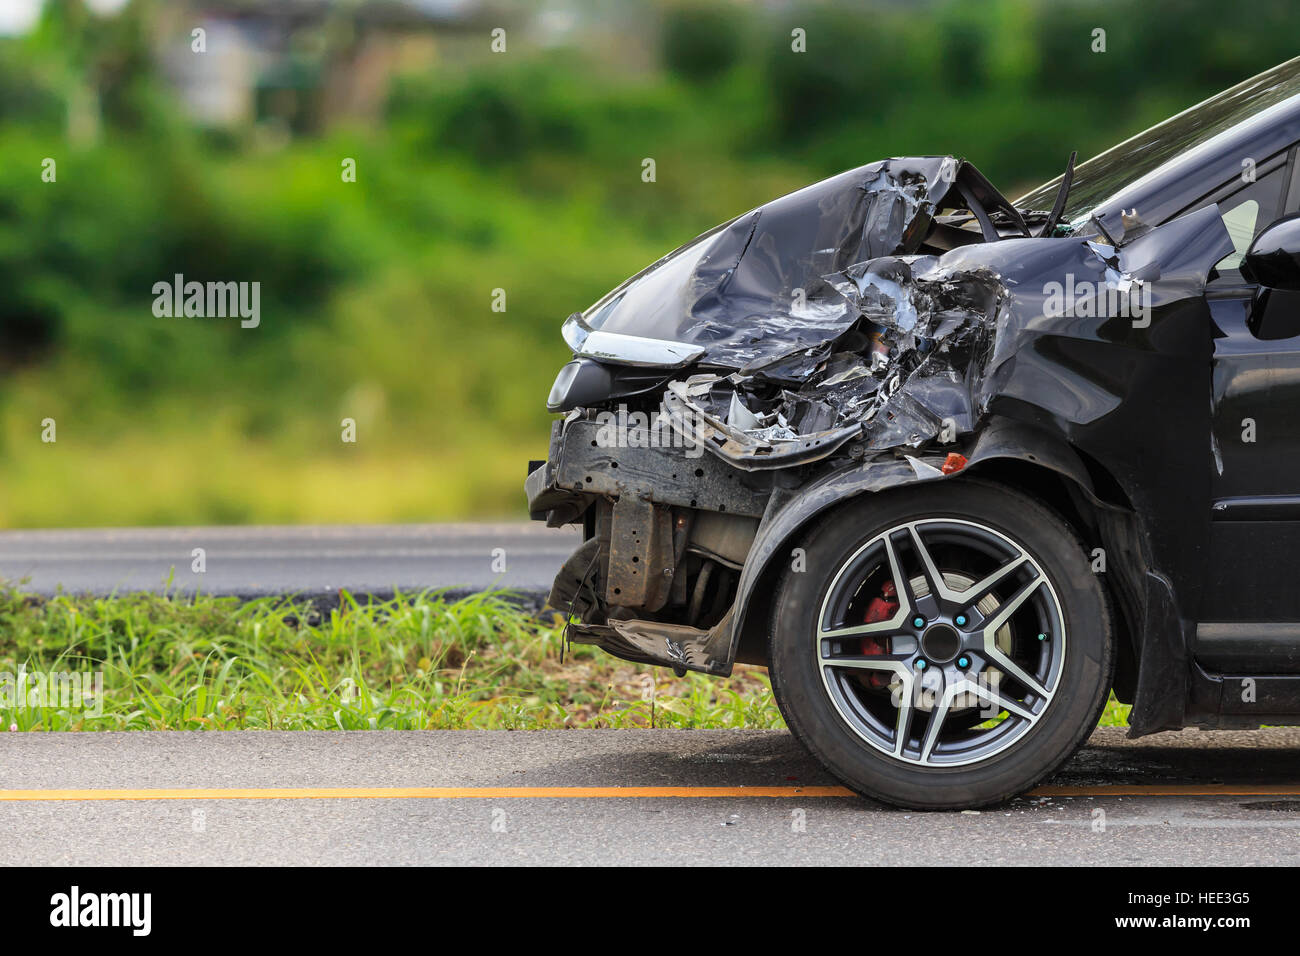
[525,412,775,675]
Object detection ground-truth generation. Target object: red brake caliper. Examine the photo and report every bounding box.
[860,581,899,688]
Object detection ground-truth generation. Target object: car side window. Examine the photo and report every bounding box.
[1213,165,1287,272]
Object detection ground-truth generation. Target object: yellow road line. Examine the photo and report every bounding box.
[0,783,1297,801]
[1032,784,1300,797]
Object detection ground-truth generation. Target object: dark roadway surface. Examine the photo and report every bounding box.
[4,728,1300,865]
[0,523,579,605]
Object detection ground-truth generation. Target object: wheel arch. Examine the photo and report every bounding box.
[730,420,1142,705]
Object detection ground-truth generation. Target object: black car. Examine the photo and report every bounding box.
[526,56,1300,809]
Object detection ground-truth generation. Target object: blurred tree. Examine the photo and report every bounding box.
[760,5,930,145]
[661,2,744,85]
[390,62,592,165]
[936,0,990,91]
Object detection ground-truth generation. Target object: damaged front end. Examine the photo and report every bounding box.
[527,155,1233,735]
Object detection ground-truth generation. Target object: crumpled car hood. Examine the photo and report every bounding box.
[581,157,963,369]
[575,156,1232,469]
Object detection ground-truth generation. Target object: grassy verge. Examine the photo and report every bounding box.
[0,588,781,731]
[0,586,1131,732]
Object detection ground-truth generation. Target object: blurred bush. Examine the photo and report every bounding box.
[662,2,744,85]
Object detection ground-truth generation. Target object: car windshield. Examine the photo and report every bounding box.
[1017,57,1300,224]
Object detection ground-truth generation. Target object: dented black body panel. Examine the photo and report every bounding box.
[527,58,1300,738]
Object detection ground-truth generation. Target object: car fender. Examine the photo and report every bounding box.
[725,417,1104,668]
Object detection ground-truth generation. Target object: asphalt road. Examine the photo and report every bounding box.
[5,727,1300,865]
[0,523,579,604]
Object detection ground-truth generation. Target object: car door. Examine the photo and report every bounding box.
[1200,145,1300,670]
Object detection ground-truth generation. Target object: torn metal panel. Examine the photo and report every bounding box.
[566,609,736,677]
[543,415,772,517]
[578,157,986,370]
[660,375,862,469]
[650,250,1005,466]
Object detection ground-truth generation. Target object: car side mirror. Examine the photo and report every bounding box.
[1242,214,1300,291]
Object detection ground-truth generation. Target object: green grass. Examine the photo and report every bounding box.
[1099,693,1132,729]
[0,584,1130,733]
[0,587,782,731]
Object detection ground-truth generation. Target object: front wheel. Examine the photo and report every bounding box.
[768,480,1113,809]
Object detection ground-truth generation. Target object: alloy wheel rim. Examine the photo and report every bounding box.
[815,518,1067,768]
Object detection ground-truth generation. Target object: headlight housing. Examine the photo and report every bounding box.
[546,358,675,413]
[547,359,612,413]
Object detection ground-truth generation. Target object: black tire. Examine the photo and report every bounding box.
[768,479,1113,810]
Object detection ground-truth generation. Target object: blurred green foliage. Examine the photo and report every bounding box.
[0,0,1296,527]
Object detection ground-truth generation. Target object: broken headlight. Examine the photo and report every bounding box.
[546,358,676,413]
[547,359,612,412]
